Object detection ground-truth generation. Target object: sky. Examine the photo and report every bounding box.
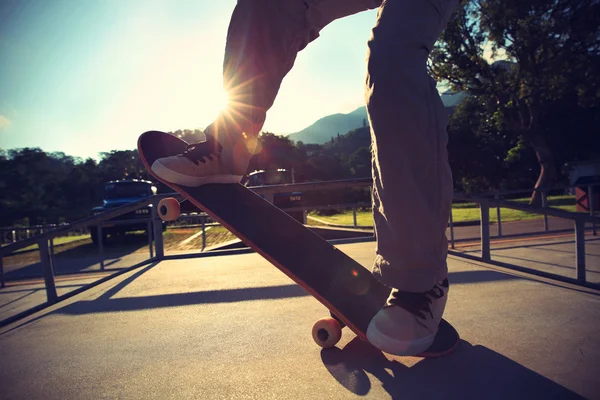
[0,0,380,160]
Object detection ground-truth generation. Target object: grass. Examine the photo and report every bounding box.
[163,226,237,250]
[308,195,588,227]
[308,211,373,227]
[2,234,91,253]
[3,227,237,269]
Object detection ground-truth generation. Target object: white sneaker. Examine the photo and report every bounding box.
[366,279,449,356]
[151,134,247,187]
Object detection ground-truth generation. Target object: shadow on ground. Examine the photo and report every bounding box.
[3,233,151,280]
[321,338,584,399]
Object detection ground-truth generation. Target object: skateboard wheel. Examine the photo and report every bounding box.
[158,198,181,221]
[312,317,342,348]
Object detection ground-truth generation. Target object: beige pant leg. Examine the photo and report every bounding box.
[215,0,380,140]
[367,0,458,292]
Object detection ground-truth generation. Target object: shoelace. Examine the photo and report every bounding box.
[387,278,449,322]
[180,135,222,165]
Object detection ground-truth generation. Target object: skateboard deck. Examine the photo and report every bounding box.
[138,130,459,356]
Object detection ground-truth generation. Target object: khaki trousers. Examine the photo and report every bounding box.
[221,0,457,292]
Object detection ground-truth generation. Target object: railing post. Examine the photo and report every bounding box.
[353,207,358,228]
[152,201,164,260]
[38,239,58,304]
[97,225,105,271]
[303,210,307,225]
[495,193,502,237]
[201,218,206,252]
[448,208,455,250]
[541,190,549,232]
[480,200,491,261]
[147,220,154,259]
[0,257,5,288]
[589,185,597,236]
[575,219,586,284]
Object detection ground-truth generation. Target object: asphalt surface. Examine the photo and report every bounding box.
[1,242,599,399]
[3,221,598,324]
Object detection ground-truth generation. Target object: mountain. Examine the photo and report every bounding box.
[286,92,466,144]
[286,107,369,145]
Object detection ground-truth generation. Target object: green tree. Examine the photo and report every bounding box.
[98,150,148,182]
[348,147,371,178]
[0,148,72,225]
[251,132,298,171]
[446,95,540,193]
[171,129,206,143]
[430,0,600,204]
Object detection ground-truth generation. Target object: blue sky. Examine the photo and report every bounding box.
[0,0,379,160]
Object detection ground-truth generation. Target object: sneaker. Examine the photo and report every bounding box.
[366,279,449,356]
[151,131,252,187]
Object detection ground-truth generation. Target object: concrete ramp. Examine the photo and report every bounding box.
[1,243,599,399]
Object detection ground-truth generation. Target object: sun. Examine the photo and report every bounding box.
[189,83,230,130]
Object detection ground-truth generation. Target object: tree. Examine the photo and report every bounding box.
[171,129,206,144]
[251,132,298,171]
[97,150,148,182]
[446,94,540,193]
[430,0,600,204]
[348,147,371,178]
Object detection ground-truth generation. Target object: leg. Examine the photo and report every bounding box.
[152,0,381,185]
[365,0,459,356]
[366,0,457,292]
[212,0,382,175]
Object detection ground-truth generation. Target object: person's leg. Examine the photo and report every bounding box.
[152,0,381,186]
[367,0,457,292]
[365,0,458,355]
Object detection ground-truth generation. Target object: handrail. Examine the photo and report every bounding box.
[470,182,600,198]
[2,178,598,258]
[455,194,600,223]
[247,177,372,195]
[0,196,160,257]
[1,177,598,325]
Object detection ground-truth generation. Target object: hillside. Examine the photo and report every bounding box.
[286,92,466,144]
[287,106,368,144]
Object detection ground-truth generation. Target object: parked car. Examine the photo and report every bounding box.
[90,179,162,244]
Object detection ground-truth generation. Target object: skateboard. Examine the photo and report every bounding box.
[138,130,459,356]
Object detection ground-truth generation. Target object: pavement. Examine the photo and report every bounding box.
[460,235,600,283]
[1,242,599,399]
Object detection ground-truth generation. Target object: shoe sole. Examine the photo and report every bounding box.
[152,160,242,187]
[366,323,436,356]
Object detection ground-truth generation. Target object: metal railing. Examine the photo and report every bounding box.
[0,224,89,245]
[0,197,162,292]
[471,182,599,237]
[1,178,599,326]
[250,179,600,287]
[449,193,599,287]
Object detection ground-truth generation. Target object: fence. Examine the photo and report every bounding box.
[0,224,88,245]
[1,179,599,326]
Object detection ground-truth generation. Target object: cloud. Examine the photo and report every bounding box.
[0,115,10,129]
